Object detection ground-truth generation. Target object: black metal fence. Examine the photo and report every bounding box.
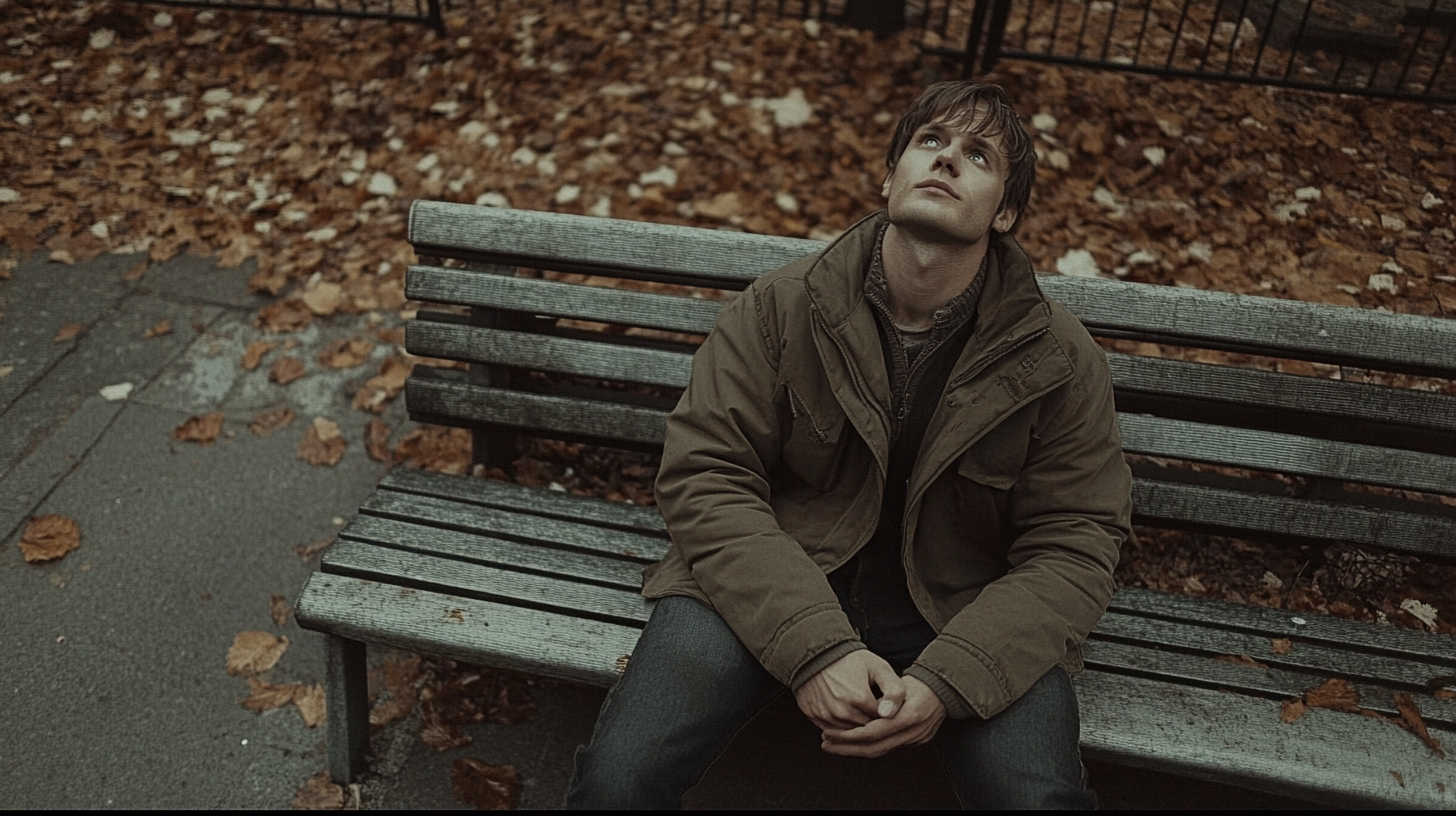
[125,0,1455,102]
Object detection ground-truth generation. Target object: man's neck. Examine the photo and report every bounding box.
[881,224,991,331]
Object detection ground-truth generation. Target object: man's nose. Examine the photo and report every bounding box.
[932,145,959,175]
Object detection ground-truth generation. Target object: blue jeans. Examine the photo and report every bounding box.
[564,596,1094,809]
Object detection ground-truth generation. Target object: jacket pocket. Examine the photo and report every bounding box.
[955,408,1033,490]
[781,383,847,493]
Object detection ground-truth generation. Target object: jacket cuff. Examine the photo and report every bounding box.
[788,640,866,691]
[905,663,976,720]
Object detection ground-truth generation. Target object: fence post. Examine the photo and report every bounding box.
[844,0,906,39]
[425,0,445,34]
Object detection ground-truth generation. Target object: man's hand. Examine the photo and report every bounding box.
[819,675,947,758]
[794,650,907,731]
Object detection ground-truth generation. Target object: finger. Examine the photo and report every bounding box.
[869,664,907,719]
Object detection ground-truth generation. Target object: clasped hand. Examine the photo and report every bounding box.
[792,650,947,758]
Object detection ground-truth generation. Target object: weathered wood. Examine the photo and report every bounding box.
[379,468,668,535]
[1074,669,1455,808]
[407,321,695,389]
[1107,352,1456,439]
[1119,413,1456,496]
[405,368,669,448]
[361,489,670,562]
[408,200,819,288]
[324,635,368,784]
[1040,274,1456,378]
[406,264,727,335]
[1131,478,1456,560]
[1109,586,1456,666]
[340,514,647,590]
[322,539,653,625]
[295,573,644,687]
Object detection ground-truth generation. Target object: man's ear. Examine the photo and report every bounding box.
[881,169,893,200]
[991,205,1018,233]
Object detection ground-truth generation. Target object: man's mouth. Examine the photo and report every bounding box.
[915,180,958,199]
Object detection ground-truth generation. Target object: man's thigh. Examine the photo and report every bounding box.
[565,595,786,808]
[932,667,1095,809]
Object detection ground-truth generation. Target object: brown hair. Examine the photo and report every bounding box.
[885,81,1036,230]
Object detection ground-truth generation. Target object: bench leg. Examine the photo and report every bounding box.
[326,635,369,784]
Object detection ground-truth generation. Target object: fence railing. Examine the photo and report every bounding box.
[128,0,445,32]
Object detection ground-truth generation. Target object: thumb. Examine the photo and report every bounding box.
[872,663,907,718]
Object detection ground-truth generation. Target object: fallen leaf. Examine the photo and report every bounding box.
[294,536,334,561]
[366,418,393,462]
[317,336,374,370]
[270,592,291,627]
[250,405,296,436]
[0,366,13,379]
[121,259,147,281]
[242,676,305,712]
[371,654,422,726]
[298,417,346,466]
[241,340,280,371]
[225,630,289,676]
[421,720,471,752]
[292,771,345,810]
[1304,678,1362,712]
[395,425,472,475]
[142,318,172,338]
[172,412,225,445]
[1393,693,1445,757]
[1269,638,1292,655]
[1390,770,1405,787]
[19,515,81,563]
[301,281,343,316]
[294,684,326,728]
[255,298,312,333]
[353,356,413,412]
[1280,698,1307,724]
[1215,654,1269,669]
[49,249,75,264]
[269,356,306,385]
[451,758,522,810]
[53,322,85,342]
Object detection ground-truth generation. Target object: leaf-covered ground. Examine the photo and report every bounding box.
[2,1,1454,795]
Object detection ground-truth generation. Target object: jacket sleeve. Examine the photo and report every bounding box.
[653,280,862,687]
[910,335,1131,719]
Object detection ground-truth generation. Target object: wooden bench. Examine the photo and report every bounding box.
[295,201,1456,807]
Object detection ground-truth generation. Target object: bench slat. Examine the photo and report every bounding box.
[408,200,818,288]
[323,539,653,625]
[362,489,669,562]
[1039,275,1456,378]
[407,264,725,335]
[380,467,668,534]
[295,573,642,687]
[1109,586,1456,666]
[1120,413,1456,497]
[407,321,694,389]
[1074,669,1453,807]
[340,515,646,590]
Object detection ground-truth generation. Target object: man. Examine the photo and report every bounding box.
[565,81,1132,809]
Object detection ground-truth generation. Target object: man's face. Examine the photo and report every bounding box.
[881,110,1018,245]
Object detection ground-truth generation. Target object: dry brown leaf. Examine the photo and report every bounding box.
[294,536,335,561]
[302,282,343,316]
[1280,698,1308,724]
[1390,769,1406,787]
[270,592,291,628]
[142,318,172,338]
[1214,654,1269,669]
[292,771,345,810]
[49,249,75,264]
[395,425,471,475]
[250,405,296,436]
[421,721,471,752]
[1436,688,1456,701]
[225,630,289,676]
[121,259,147,281]
[451,758,522,810]
[255,299,312,333]
[1269,638,1292,655]
[242,676,304,712]
[371,654,423,726]
[1304,678,1362,713]
[298,417,346,466]
[353,356,413,413]
[294,684,326,728]
[1393,693,1445,757]
[241,340,280,371]
[19,514,81,563]
[317,336,374,370]
[366,418,393,463]
[269,356,306,385]
[53,322,85,342]
[173,412,225,445]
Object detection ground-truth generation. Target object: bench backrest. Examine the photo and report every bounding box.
[404,201,1456,565]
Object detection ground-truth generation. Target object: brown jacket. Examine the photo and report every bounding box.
[643,211,1132,719]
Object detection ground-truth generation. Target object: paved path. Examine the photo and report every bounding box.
[0,249,1305,809]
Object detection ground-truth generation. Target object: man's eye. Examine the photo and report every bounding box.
[922,135,940,147]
